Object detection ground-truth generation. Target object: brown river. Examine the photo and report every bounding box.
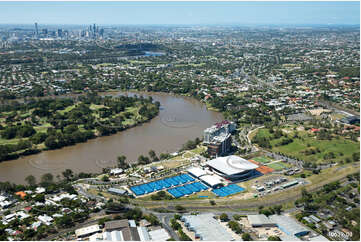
[0,91,224,184]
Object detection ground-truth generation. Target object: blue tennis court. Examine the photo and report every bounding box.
[130,174,196,196]
[212,184,245,197]
[167,182,209,198]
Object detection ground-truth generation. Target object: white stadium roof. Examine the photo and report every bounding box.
[206,155,258,176]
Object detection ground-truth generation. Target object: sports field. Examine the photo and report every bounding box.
[252,156,272,164]
[268,162,290,171]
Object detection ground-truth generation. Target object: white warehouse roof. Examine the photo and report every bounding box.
[102,230,123,241]
[247,214,276,227]
[187,167,207,178]
[137,227,151,241]
[270,215,310,237]
[206,155,258,176]
[75,224,101,238]
[149,228,170,241]
[181,213,234,241]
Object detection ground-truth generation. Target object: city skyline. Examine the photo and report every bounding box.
[0,1,359,25]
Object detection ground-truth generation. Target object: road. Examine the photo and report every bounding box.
[74,183,106,201]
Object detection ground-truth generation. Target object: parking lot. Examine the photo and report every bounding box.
[251,175,308,197]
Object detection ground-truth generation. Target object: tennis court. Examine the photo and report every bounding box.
[212,184,245,197]
[167,182,209,198]
[130,174,195,196]
[252,156,272,164]
[256,165,274,174]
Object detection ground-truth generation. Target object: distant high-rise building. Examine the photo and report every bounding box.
[34,22,39,38]
[93,24,97,38]
[57,29,63,38]
[42,28,48,35]
[99,28,104,37]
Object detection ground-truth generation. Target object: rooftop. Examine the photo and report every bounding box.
[207,155,259,176]
[247,214,276,226]
[199,174,223,187]
[181,213,234,241]
[104,219,129,231]
[187,167,207,178]
[269,215,310,237]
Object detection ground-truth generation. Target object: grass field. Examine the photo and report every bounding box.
[252,156,272,164]
[253,128,359,164]
[268,162,290,171]
[58,104,76,114]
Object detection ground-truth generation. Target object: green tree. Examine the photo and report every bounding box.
[220,213,229,222]
[62,169,74,181]
[117,155,128,169]
[44,136,58,149]
[352,152,360,162]
[148,150,159,161]
[242,233,252,241]
[101,175,109,182]
[25,175,37,186]
[41,173,54,184]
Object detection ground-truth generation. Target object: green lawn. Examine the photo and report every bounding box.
[268,162,289,171]
[90,104,106,110]
[253,128,360,164]
[58,105,76,114]
[252,156,272,164]
[34,123,53,133]
[0,137,22,145]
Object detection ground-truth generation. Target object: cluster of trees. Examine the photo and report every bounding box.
[1,125,35,139]
[0,169,91,196]
[171,215,192,241]
[117,155,128,169]
[317,129,332,140]
[143,213,160,226]
[181,137,202,151]
[295,178,360,240]
[0,94,160,161]
[170,218,182,231]
[303,147,322,156]
[242,233,252,241]
[151,191,173,200]
[253,136,272,149]
[227,221,242,234]
[275,137,293,146]
[178,228,192,241]
[136,150,160,165]
[258,205,283,217]
[253,128,296,149]
[219,213,229,222]
[44,127,95,150]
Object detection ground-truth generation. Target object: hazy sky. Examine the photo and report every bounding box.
[0,1,359,25]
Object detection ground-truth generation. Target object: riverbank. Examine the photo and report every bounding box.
[0,95,159,163]
[0,91,223,184]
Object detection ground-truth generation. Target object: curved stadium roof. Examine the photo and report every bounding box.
[206,155,259,176]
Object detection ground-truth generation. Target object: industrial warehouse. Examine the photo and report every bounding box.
[180,213,235,241]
